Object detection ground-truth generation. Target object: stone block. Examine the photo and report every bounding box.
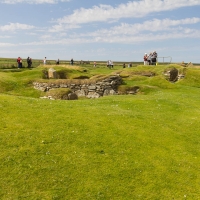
[48,68,57,79]
[68,93,78,100]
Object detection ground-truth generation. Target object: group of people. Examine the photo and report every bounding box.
[17,54,159,69]
[124,63,132,68]
[43,57,59,65]
[56,59,59,65]
[17,56,32,68]
[17,56,74,68]
[107,60,114,68]
[143,51,157,65]
[43,57,74,65]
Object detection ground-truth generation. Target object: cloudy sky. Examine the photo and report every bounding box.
[0,0,200,63]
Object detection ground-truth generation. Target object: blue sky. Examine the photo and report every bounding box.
[0,0,200,63]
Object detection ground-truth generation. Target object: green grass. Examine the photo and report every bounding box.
[1,60,200,199]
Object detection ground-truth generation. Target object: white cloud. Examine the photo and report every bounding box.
[56,0,200,24]
[103,31,200,44]
[0,36,11,38]
[0,42,15,47]
[1,0,70,4]
[48,23,81,32]
[17,17,200,46]
[40,34,53,39]
[19,28,200,47]
[87,17,200,37]
[0,23,35,31]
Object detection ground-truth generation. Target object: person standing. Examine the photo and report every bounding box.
[110,61,114,68]
[147,53,152,65]
[56,59,59,65]
[17,57,21,68]
[144,53,148,65]
[43,57,47,65]
[29,58,32,68]
[70,58,74,65]
[27,57,30,68]
[19,57,23,68]
[151,51,157,65]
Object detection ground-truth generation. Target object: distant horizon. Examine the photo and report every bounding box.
[1,56,199,65]
[0,50,198,64]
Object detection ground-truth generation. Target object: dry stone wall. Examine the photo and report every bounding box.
[33,75,122,98]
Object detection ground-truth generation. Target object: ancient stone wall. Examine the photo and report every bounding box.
[33,75,122,98]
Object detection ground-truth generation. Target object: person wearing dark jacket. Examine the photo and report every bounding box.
[27,56,32,68]
[151,51,157,65]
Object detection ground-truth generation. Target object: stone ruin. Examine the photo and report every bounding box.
[33,75,124,100]
[35,67,185,100]
[163,67,184,82]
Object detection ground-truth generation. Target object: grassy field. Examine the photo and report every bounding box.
[0,60,200,199]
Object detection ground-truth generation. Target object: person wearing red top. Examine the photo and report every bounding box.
[17,57,21,68]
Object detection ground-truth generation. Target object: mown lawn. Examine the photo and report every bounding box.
[0,84,200,199]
